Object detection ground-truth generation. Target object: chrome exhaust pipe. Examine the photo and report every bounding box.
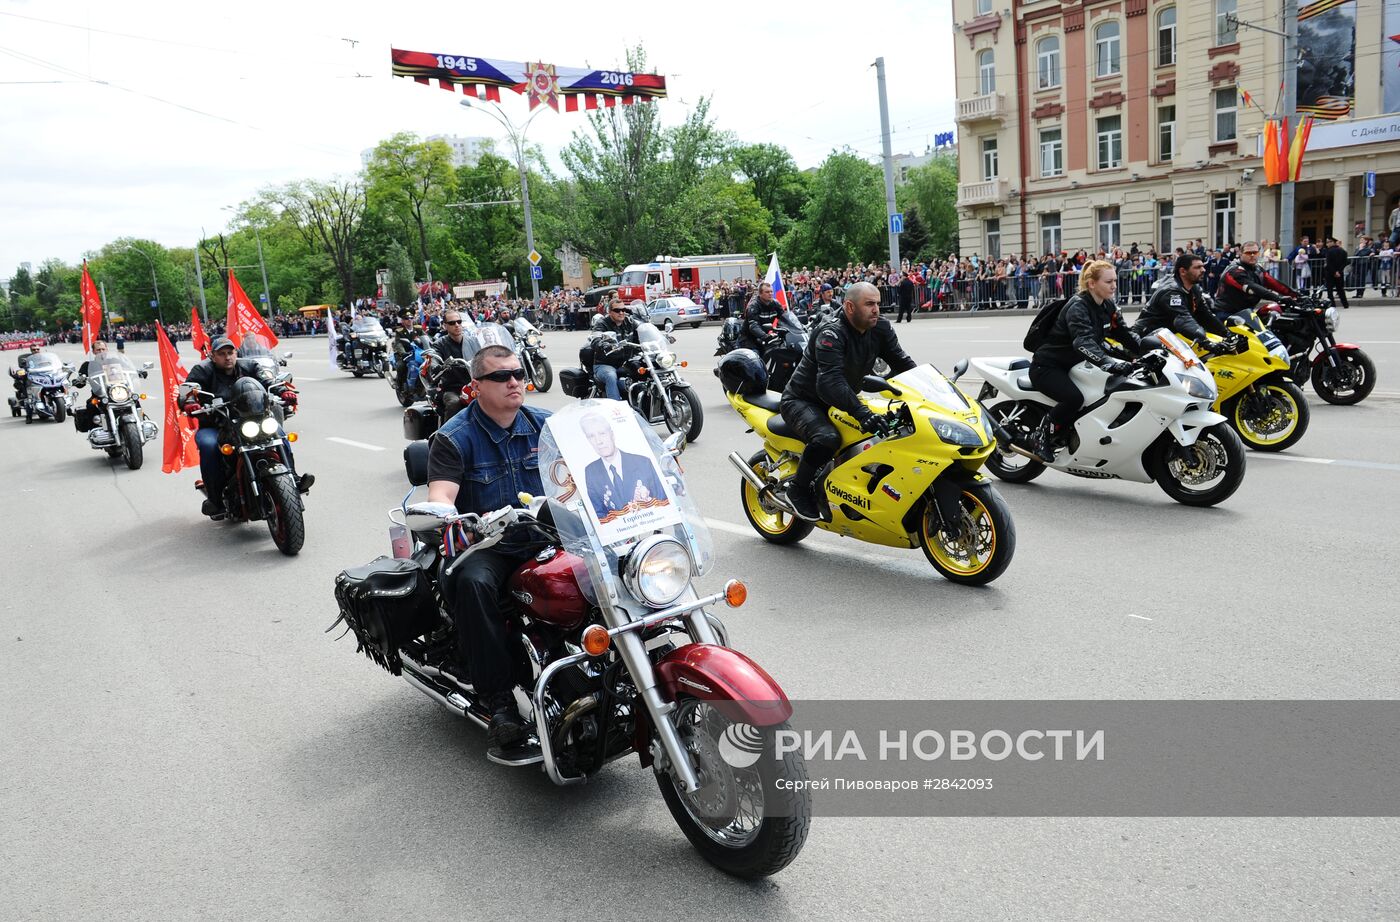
[727,451,796,513]
[1002,442,1044,462]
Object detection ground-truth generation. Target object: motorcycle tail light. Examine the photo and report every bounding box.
[582,624,611,657]
[724,579,748,608]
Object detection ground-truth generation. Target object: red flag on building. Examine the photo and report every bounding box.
[226,270,279,349]
[190,307,211,358]
[80,261,103,352]
[157,324,199,474]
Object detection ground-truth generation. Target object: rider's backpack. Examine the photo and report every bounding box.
[1022,298,1067,352]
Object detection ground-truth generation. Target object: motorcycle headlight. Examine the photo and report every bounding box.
[656,351,677,369]
[928,415,984,446]
[623,536,693,608]
[526,332,541,346]
[260,416,279,436]
[108,383,131,403]
[1324,306,1339,332]
[1175,372,1216,400]
[240,419,261,439]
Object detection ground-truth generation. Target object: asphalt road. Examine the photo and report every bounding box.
[4,309,1400,920]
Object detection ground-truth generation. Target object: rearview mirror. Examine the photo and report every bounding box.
[861,374,901,396]
[283,352,294,359]
[662,431,686,457]
[951,358,969,382]
[142,361,154,370]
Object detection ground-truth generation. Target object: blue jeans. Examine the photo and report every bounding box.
[195,427,225,501]
[593,364,622,400]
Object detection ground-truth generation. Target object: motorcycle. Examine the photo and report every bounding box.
[1259,296,1376,405]
[72,353,159,470]
[561,322,704,443]
[1196,311,1310,452]
[389,334,432,408]
[8,351,74,424]
[721,361,1016,585]
[337,316,391,378]
[508,316,554,393]
[967,330,1247,507]
[402,322,517,440]
[713,311,808,394]
[237,338,299,417]
[333,406,810,878]
[181,377,306,556]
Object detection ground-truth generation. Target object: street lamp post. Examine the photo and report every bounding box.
[120,244,162,325]
[460,97,546,305]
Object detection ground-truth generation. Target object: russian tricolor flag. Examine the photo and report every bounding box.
[764,253,789,309]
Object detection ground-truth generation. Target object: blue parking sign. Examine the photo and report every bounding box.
[530,265,543,279]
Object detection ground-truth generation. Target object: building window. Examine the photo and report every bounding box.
[976,0,992,14]
[1158,201,1175,253]
[1158,105,1176,161]
[1096,115,1123,169]
[1038,128,1064,177]
[1213,193,1236,249]
[1097,206,1121,251]
[1041,212,1062,255]
[982,137,999,180]
[1095,21,1121,77]
[977,49,995,96]
[986,219,1002,259]
[1216,0,1237,46]
[1214,88,1237,142]
[1036,36,1061,90]
[1157,7,1176,67]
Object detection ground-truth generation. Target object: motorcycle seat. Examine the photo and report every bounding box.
[1015,374,1033,391]
[767,414,799,439]
[1008,358,1030,370]
[746,391,782,412]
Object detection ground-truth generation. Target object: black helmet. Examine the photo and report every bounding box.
[717,348,768,396]
[230,377,270,418]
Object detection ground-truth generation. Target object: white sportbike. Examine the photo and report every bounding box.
[958,330,1247,507]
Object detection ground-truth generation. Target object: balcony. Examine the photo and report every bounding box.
[957,93,1007,124]
[958,178,1009,207]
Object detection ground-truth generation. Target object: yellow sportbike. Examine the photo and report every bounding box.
[1195,311,1309,452]
[722,365,1016,586]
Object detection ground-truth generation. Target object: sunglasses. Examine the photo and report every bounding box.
[608,307,625,314]
[444,319,463,326]
[478,367,527,383]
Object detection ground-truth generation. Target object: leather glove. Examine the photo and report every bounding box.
[182,400,202,414]
[1204,339,1232,356]
[858,410,891,436]
[1104,360,1134,376]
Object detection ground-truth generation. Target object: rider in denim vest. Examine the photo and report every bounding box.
[426,344,551,752]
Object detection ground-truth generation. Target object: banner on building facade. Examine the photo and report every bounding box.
[1384,0,1400,115]
[1297,0,1356,120]
[390,49,666,111]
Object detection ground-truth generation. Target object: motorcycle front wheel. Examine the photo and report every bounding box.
[51,397,66,424]
[120,419,143,470]
[530,355,553,393]
[263,472,305,556]
[1311,350,1376,405]
[917,485,1016,585]
[655,697,810,879]
[740,451,813,544]
[1227,379,1309,451]
[663,385,704,443]
[396,387,415,408]
[1148,423,1246,507]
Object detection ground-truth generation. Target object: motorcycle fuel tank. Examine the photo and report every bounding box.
[510,547,590,630]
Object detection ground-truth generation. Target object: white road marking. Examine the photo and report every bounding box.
[326,437,385,452]
[1252,453,1400,473]
[1127,614,1154,621]
[294,376,323,382]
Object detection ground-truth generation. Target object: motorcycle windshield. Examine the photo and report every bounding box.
[636,323,668,352]
[474,322,517,353]
[538,400,714,608]
[352,318,387,339]
[88,354,137,396]
[237,336,272,359]
[888,364,972,412]
[25,353,61,373]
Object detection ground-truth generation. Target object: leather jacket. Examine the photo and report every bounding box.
[783,314,916,417]
[740,298,783,351]
[1133,280,1227,344]
[1215,258,1296,314]
[1033,291,1144,369]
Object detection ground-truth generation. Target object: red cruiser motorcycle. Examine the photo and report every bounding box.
[332,404,810,878]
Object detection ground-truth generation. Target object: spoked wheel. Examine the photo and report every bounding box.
[663,386,703,443]
[1227,380,1309,451]
[1311,351,1376,405]
[1148,423,1246,507]
[982,402,1046,484]
[120,419,144,470]
[263,472,305,556]
[917,485,1016,585]
[739,451,813,544]
[531,356,553,393]
[655,697,810,879]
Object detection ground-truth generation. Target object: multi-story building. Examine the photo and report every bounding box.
[952,0,1400,259]
[359,134,492,169]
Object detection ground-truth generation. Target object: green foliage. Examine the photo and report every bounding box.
[365,132,457,275]
[899,155,959,259]
[780,152,886,267]
[900,205,931,263]
[385,241,416,306]
[728,143,807,239]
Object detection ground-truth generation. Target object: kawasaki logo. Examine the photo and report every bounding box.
[826,483,872,510]
[1215,369,1236,379]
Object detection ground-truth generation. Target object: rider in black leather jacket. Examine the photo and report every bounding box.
[1134,253,1233,351]
[1213,242,1298,320]
[739,282,784,354]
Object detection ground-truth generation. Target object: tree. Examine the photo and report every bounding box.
[269,178,365,305]
[780,152,886,267]
[900,155,959,259]
[385,241,416,306]
[899,205,931,263]
[365,133,457,277]
[729,143,807,238]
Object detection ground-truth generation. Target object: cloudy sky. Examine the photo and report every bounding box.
[0,0,957,277]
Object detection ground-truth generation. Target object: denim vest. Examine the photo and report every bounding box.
[435,401,550,514]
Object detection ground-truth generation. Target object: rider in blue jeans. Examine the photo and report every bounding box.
[591,303,641,399]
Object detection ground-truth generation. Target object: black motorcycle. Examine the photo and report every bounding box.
[712,311,808,393]
[561,322,703,442]
[182,377,307,556]
[1261,296,1377,405]
[337,316,391,378]
[509,316,553,393]
[73,353,159,470]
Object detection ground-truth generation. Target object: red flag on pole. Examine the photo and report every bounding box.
[80,261,103,352]
[1263,119,1280,185]
[156,324,199,474]
[190,307,211,358]
[225,270,279,349]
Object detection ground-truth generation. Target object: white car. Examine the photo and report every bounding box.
[644,296,706,332]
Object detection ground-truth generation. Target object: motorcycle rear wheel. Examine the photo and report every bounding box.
[1227,380,1308,452]
[740,451,813,544]
[1311,351,1376,405]
[396,387,415,408]
[263,472,305,556]
[655,697,810,879]
[120,419,144,471]
[983,402,1046,484]
[1148,423,1246,507]
[917,485,1016,585]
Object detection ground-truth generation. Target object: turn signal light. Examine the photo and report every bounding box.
[680,361,688,368]
[219,444,235,456]
[287,432,298,442]
[139,394,148,400]
[526,382,536,392]
[637,366,648,375]
[582,624,611,656]
[724,579,748,608]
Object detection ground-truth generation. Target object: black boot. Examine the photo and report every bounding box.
[297,472,315,494]
[786,480,820,521]
[486,691,527,751]
[1026,421,1058,464]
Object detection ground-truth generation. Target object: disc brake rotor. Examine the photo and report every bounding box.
[679,725,739,829]
[1168,439,1225,486]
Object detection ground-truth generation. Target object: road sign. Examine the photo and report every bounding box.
[889,213,904,235]
[1365,172,1376,198]
[528,249,542,266]
[259,292,267,302]
[530,265,543,280]
[149,300,158,308]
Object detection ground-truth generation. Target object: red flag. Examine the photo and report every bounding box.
[1263,119,1280,185]
[157,324,199,474]
[190,307,211,358]
[225,270,279,349]
[80,261,103,352]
